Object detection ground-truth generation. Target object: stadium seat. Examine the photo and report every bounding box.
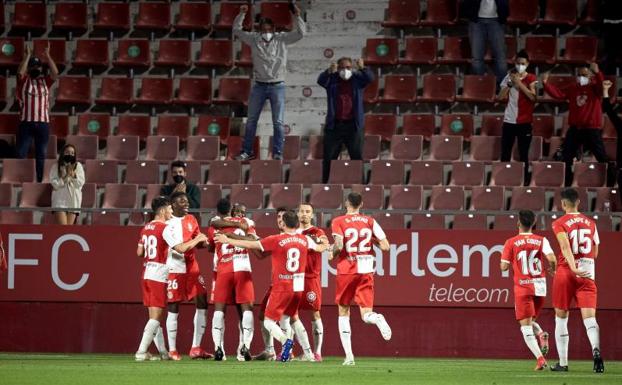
[579,0,601,25]
[349,185,383,210]
[174,77,212,107]
[410,213,445,230]
[125,161,160,185]
[156,115,191,139]
[440,114,474,139]
[399,36,437,65]
[186,136,220,161]
[102,183,138,209]
[128,212,149,227]
[248,160,283,185]
[591,214,614,232]
[175,2,211,33]
[117,115,151,139]
[546,136,563,160]
[93,2,131,34]
[485,36,517,63]
[1,159,35,184]
[594,188,620,213]
[512,136,543,161]
[363,38,399,66]
[572,162,607,187]
[490,162,524,186]
[196,115,231,142]
[96,77,134,107]
[134,77,174,106]
[287,160,323,185]
[236,43,253,68]
[530,161,565,187]
[215,2,253,30]
[0,77,6,108]
[364,114,397,141]
[409,161,443,186]
[306,135,323,160]
[49,114,70,139]
[230,184,264,209]
[0,211,33,225]
[600,115,617,138]
[85,160,119,185]
[65,135,98,161]
[0,38,24,69]
[55,77,91,107]
[260,2,293,31]
[91,211,122,226]
[402,114,436,138]
[266,136,300,161]
[166,161,202,185]
[372,212,405,230]
[509,187,546,211]
[532,115,555,141]
[524,36,557,65]
[456,75,496,104]
[73,39,109,70]
[430,135,463,161]
[382,0,420,28]
[114,39,151,70]
[77,113,111,138]
[479,114,503,136]
[225,136,260,160]
[540,0,577,26]
[196,39,234,68]
[438,36,470,64]
[369,160,405,185]
[154,39,191,69]
[134,2,171,33]
[388,185,422,209]
[0,113,18,135]
[389,135,423,160]
[253,212,278,229]
[40,135,58,160]
[379,75,417,104]
[452,214,488,230]
[450,161,485,186]
[12,2,47,35]
[551,187,589,211]
[146,136,179,162]
[429,186,464,210]
[328,160,364,186]
[81,183,97,208]
[363,77,379,104]
[0,183,12,206]
[268,184,303,209]
[53,2,88,35]
[18,183,52,208]
[363,135,381,161]
[420,74,456,104]
[309,184,343,209]
[214,77,251,106]
[198,184,223,209]
[470,136,501,161]
[470,186,505,211]
[507,0,538,25]
[558,36,598,64]
[33,39,67,70]
[105,136,140,161]
[419,0,458,26]
[206,160,242,185]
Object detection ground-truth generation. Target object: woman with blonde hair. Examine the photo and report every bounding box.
[50,143,85,225]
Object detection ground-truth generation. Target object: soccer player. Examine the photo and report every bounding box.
[164,192,211,360]
[550,188,604,373]
[331,192,391,366]
[297,203,329,361]
[214,210,328,362]
[500,210,557,371]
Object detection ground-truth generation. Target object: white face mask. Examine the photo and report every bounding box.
[515,64,527,74]
[261,32,274,42]
[339,69,352,80]
[578,76,590,86]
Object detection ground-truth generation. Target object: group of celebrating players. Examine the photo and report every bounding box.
[135,186,605,373]
[135,191,391,366]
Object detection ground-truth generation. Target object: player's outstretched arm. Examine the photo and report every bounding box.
[173,233,207,254]
[214,233,262,250]
[226,233,258,241]
[137,244,145,258]
[500,260,510,272]
[555,233,590,278]
[332,235,343,259]
[211,218,249,232]
[376,238,390,252]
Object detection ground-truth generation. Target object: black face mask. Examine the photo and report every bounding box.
[29,69,41,78]
[173,175,185,184]
[62,155,76,163]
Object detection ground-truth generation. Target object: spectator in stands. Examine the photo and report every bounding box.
[602,80,622,192]
[601,1,622,75]
[160,161,200,209]
[233,2,306,161]
[462,0,509,84]
[317,58,374,183]
[16,43,58,182]
[50,144,85,225]
[499,50,537,170]
[543,63,607,186]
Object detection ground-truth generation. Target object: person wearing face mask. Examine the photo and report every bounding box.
[543,62,608,186]
[50,144,85,225]
[16,43,59,183]
[233,3,306,161]
[317,57,374,183]
[160,161,200,209]
[498,50,537,175]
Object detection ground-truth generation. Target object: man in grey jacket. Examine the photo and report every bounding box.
[234,3,306,161]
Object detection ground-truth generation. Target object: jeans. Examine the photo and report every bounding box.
[242,81,285,156]
[469,18,507,84]
[16,121,49,182]
[322,119,362,183]
[562,127,608,186]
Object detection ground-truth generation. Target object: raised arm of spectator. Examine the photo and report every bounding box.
[44,43,59,81]
[352,59,374,89]
[590,62,604,95]
[233,5,254,45]
[280,4,306,44]
[542,72,567,100]
[602,80,622,132]
[18,43,32,77]
[317,62,337,89]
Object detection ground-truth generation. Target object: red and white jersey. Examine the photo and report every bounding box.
[138,220,170,283]
[501,233,553,296]
[552,213,599,275]
[298,226,326,279]
[259,232,318,292]
[208,216,256,274]
[331,213,386,275]
[17,74,53,123]
[502,72,537,124]
[163,214,201,274]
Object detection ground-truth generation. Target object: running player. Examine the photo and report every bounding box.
[164,191,211,360]
[550,188,604,373]
[331,192,391,366]
[500,210,557,371]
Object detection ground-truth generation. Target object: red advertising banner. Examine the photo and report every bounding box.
[0,225,620,309]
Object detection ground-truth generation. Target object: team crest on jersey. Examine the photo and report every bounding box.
[187,223,193,231]
[576,94,588,107]
[306,291,317,303]
[167,291,173,299]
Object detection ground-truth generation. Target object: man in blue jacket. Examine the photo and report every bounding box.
[317,57,374,183]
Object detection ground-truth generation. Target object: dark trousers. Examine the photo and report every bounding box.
[322,120,362,183]
[500,122,532,163]
[16,121,49,182]
[562,127,608,186]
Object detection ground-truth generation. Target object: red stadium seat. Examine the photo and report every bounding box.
[0,77,6,107]
[456,75,496,104]
[309,184,343,209]
[579,0,601,25]
[450,161,485,186]
[511,136,543,161]
[269,135,301,161]
[174,77,212,107]
[117,115,151,139]
[363,77,379,105]
[485,36,517,63]
[248,160,283,185]
[507,0,538,25]
[379,75,417,104]
[363,38,399,66]
[410,213,445,230]
[125,161,160,185]
[372,212,405,230]
[94,2,131,33]
[0,211,33,225]
[19,183,51,208]
[399,36,437,65]
[369,160,405,185]
[53,2,88,34]
[77,113,111,138]
[196,39,234,68]
[33,39,67,69]
[0,183,13,206]
[197,184,222,209]
[146,136,179,162]
[215,2,253,30]
[429,186,464,210]
[572,162,607,187]
[532,115,555,141]
[134,77,174,105]
[524,36,557,65]
[114,39,151,70]
[591,214,614,232]
[328,160,364,186]
[236,43,253,68]
[551,187,589,211]
[12,2,47,35]
[73,39,109,70]
[230,184,264,209]
[214,77,251,106]
[388,185,422,209]
[196,115,231,142]
[409,161,443,186]
[594,188,621,213]
[81,183,97,208]
[453,214,488,230]
[260,2,293,31]
[490,162,524,186]
[420,74,456,103]
[306,135,323,160]
[65,135,98,161]
[85,160,119,185]
[49,114,69,139]
[186,136,220,161]
[479,114,503,136]
[288,160,323,185]
[225,136,259,160]
[351,185,385,210]
[530,161,565,187]
[382,0,420,28]
[156,115,191,138]
[509,187,546,211]
[0,38,24,69]
[470,136,501,161]
[402,114,436,138]
[440,114,474,139]
[154,39,191,69]
[363,135,381,161]
[558,36,598,64]
[419,0,458,26]
[390,135,423,160]
[0,113,19,135]
[268,184,303,209]
[364,114,397,141]
[493,214,519,230]
[106,136,140,161]
[470,186,505,211]
[175,2,211,32]
[541,0,577,26]
[1,159,35,184]
[438,36,470,64]
[90,211,122,226]
[207,160,242,185]
[135,2,171,33]
[96,77,134,107]
[102,183,138,209]
[55,77,91,107]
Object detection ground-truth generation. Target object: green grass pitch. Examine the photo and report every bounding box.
[1,354,620,385]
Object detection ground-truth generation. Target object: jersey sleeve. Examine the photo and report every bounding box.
[246,218,257,236]
[593,226,600,245]
[305,235,319,251]
[331,218,343,239]
[371,219,387,241]
[541,237,554,255]
[259,235,277,252]
[190,216,200,237]
[163,223,183,248]
[527,73,538,86]
[500,240,513,264]
[551,220,565,236]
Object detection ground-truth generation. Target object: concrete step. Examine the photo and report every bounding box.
[309,0,388,5]
[306,21,383,35]
[307,8,387,22]
[291,34,377,48]
[288,46,364,61]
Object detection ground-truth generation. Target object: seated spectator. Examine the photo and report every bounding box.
[50,144,85,225]
[160,161,200,209]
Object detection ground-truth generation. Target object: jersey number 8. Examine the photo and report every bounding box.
[286,248,301,272]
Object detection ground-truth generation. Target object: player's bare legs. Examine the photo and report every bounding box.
[518,317,547,370]
[212,302,226,361]
[360,306,392,341]
[136,307,165,361]
[580,307,604,373]
[189,294,211,359]
[166,302,181,360]
[310,310,324,361]
[338,305,355,365]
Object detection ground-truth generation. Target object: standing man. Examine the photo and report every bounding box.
[500,210,556,371]
[550,188,604,373]
[233,3,306,161]
[317,57,374,183]
[331,192,392,366]
[16,43,59,182]
[602,80,622,198]
[160,161,200,210]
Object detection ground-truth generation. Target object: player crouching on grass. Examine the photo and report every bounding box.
[500,210,556,370]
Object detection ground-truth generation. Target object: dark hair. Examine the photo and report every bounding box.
[337,57,352,66]
[169,191,187,203]
[258,17,274,28]
[282,210,299,229]
[560,188,579,205]
[276,206,288,214]
[518,210,536,230]
[516,49,530,61]
[57,144,77,175]
[299,203,314,211]
[170,160,186,170]
[346,192,363,208]
[216,198,231,216]
[151,196,171,214]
